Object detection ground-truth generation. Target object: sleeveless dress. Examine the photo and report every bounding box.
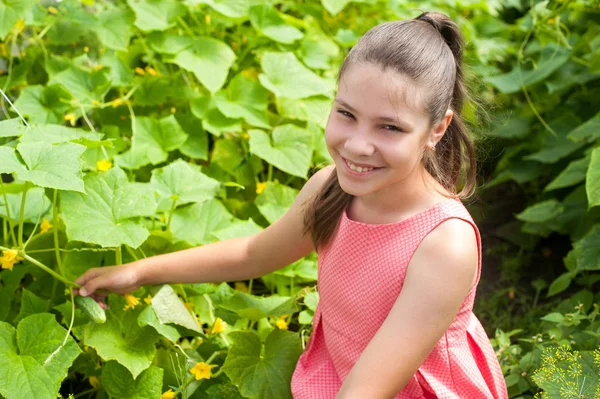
[290,197,508,398]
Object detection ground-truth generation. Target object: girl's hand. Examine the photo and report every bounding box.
[74,263,142,307]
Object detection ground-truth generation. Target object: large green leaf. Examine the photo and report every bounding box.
[249,125,313,178]
[211,137,245,176]
[0,187,51,223]
[14,289,49,323]
[222,329,302,399]
[544,156,590,192]
[275,96,331,129]
[167,38,236,93]
[12,85,72,124]
[0,117,27,137]
[299,18,339,69]
[102,361,163,399]
[15,141,86,192]
[215,73,270,128]
[220,292,299,322]
[48,65,111,103]
[0,0,34,40]
[574,225,600,271]
[150,284,203,333]
[587,148,600,208]
[0,313,81,399]
[212,218,263,241]
[20,124,104,145]
[259,52,334,99]
[567,112,600,143]
[515,199,564,223]
[171,199,234,245]
[484,44,572,94]
[126,0,186,32]
[60,166,157,248]
[188,0,251,18]
[321,0,366,15]
[115,115,188,169]
[94,7,135,51]
[150,159,220,212]
[0,147,26,175]
[77,295,160,379]
[249,5,303,44]
[138,306,181,342]
[255,182,298,224]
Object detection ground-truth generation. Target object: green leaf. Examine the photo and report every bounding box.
[0,0,34,40]
[14,289,49,323]
[12,85,72,124]
[484,44,571,94]
[586,148,600,208]
[574,225,600,271]
[0,147,26,175]
[102,361,163,399]
[275,96,331,129]
[138,306,181,342]
[249,125,313,178]
[489,116,531,139]
[515,200,564,223]
[100,51,135,87]
[222,328,302,399]
[146,31,194,54]
[299,19,339,69]
[171,199,234,245]
[0,118,26,137]
[20,124,104,145]
[259,52,334,99]
[60,166,157,248]
[211,138,244,175]
[189,0,251,18]
[215,74,271,128]
[0,187,51,223]
[212,218,263,241]
[151,284,203,333]
[0,313,81,399]
[48,65,111,103]
[16,141,86,192]
[255,182,298,224]
[166,38,236,93]
[321,0,361,15]
[202,108,242,136]
[150,159,220,212]
[126,0,186,32]
[94,7,135,51]
[78,294,160,379]
[221,292,299,322]
[540,312,564,323]
[249,5,303,44]
[567,112,600,143]
[116,115,188,169]
[544,156,590,192]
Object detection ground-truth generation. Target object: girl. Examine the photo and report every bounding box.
[76,11,509,399]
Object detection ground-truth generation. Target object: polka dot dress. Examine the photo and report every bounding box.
[291,197,508,398]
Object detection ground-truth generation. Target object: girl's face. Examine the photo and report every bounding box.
[325,63,448,201]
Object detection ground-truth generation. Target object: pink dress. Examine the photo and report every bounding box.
[291,197,508,398]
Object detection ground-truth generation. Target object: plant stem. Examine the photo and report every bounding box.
[17,182,29,250]
[0,179,18,247]
[248,278,253,294]
[116,246,122,265]
[52,189,64,276]
[166,199,177,232]
[267,164,273,182]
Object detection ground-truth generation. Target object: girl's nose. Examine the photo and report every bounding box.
[343,131,375,158]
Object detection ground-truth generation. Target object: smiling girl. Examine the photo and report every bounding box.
[75,11,508,399]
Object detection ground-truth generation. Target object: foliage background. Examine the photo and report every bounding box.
[0,0,599,398]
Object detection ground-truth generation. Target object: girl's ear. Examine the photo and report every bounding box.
[428,109,453,147]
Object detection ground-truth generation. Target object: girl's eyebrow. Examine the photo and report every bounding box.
[334,98,414,130]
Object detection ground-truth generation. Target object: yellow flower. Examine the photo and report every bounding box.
[190,362,216,380]
[93,64,103,71]
[205,15,211,24]
[276,318,288,330]
[146,66,158,76]
[1,249,24,271]
[547,17,556,24]
[161,389,176,399]
[123,294,140,311]
[255,182,267,195]
[64,113,76,126]
[144,294,152,305]
[111,98,124,108]
[40,218,53,234]
[234,281,248,293]
[48,6,58,15]
[13,19,25,33]
[242,68,258,79]
[170,107,176,114]
[88,376,100,389]
[184,302,194,312]
[97,159,112,172]
[92,100,100,106]
[242,132,249,139]
[84,46,89,53]
[135,67,145,76]
[211,317,225,333]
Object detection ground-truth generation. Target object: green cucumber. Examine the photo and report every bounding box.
[75,295,106,324]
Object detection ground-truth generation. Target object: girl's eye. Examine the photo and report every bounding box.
[382,125,403,133]
[337,110,354,119]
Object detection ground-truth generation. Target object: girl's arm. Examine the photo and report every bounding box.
[77,165,336,296]
[335,218,479,399]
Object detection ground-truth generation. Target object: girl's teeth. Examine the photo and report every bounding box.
[347,160,373,173]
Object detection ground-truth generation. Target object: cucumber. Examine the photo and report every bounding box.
[75,295,106,324]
